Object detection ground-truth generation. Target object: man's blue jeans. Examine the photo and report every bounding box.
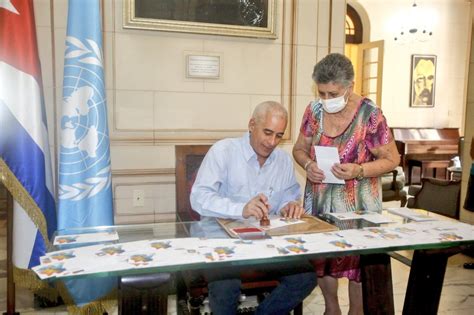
[206,263,317,315]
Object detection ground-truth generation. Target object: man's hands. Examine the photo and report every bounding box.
[243,193,270,219]
[280,201,304,219]
[242,194,304,220]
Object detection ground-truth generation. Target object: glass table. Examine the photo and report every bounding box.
[50,210,474,315]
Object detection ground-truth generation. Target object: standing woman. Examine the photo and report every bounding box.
[293,53,400,315]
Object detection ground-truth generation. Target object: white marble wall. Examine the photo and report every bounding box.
[33,0,346,224]
[33,0,472,225]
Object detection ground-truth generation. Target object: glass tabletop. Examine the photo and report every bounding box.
[52,209,458,244]
[43,209,473,280]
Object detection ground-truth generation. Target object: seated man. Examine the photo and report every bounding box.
[190,101,317,315]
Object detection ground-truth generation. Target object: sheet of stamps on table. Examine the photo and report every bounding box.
[34,219,474,280]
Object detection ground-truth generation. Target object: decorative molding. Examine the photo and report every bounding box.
[287,0,297,141]
[112,168,175,176]
[329,0,333,49]
[111,135,294,145]
[123,0,277,39]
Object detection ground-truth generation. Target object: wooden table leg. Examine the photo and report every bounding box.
[360,253,394,315]
[403,248,460,315]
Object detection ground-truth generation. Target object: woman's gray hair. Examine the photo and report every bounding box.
[252,101,288,123]
[312,53,354,87]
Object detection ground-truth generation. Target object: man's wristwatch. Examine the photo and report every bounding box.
[356,164,364,181]
[304,160,313,171]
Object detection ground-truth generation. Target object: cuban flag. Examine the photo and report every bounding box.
[0,0,57,285]
[58,0,115,309]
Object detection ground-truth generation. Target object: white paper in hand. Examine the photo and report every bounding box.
[314,146,345,184]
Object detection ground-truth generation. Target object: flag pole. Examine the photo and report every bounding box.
[3,182,18,315]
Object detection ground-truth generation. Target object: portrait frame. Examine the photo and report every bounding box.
[123,0,277,39]
[410,54,436,108]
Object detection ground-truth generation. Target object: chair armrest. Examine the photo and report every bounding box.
[408,185,422,196]
[381,169,399,190]
[390,169,398,189]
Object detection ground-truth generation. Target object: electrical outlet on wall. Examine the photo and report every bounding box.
[133,189,145,207]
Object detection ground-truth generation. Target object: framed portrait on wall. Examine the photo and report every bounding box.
[123,0,277,39]
[410,54,436,107]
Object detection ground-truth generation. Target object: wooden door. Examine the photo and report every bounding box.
[354,40,384,106]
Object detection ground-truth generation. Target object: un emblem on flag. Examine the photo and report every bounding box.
[59,37,111,201]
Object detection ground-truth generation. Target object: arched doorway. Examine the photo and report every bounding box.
[345,3,384,107]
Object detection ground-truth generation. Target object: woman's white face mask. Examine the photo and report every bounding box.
[320,89,348,113]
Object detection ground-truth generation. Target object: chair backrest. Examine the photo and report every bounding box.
[175,145,211,222]
[410,177,461,219]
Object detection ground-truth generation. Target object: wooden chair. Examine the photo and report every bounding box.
[407,159,451,185]
[391,177,462,266]
[174,145,303,315]
[382,140,407,206]
[447,136,464,180]
[407,177,461,219]
[175,145,209,223]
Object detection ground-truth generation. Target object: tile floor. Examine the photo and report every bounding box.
[1,201,473,314]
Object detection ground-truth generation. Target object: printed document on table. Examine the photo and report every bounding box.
[386,207,437,222]
[53,231,119,246]
[314,146,345,184]
[328,211,395,224]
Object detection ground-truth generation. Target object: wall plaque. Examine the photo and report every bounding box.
[186,55,220,79]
